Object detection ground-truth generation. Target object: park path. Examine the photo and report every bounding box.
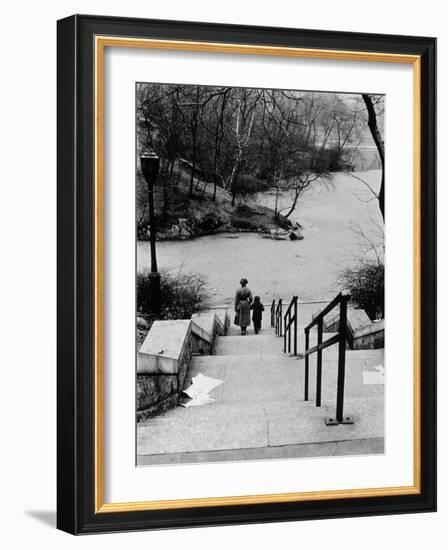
[137,304,384,465]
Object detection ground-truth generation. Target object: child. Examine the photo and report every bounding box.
[250,296,265,334]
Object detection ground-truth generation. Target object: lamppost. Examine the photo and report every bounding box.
[140,148,161,314]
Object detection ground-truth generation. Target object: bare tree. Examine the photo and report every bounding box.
[226,88,261,204]
[136,83,375,224]
[362,94,385,219]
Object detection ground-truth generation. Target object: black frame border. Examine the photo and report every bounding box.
[57,14,436,534]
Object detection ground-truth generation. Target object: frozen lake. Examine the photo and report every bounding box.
[137,170,383,306]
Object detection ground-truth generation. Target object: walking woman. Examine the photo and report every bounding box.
[234,278,253,335]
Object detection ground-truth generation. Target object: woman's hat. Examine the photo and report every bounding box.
[239,278,248,285]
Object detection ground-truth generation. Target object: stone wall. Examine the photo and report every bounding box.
[137,335,193,422]
[136,310,229,422]
[191,311,225,354]
[352,319,385,350]
[323,308,371,335]
[314,305,383,350]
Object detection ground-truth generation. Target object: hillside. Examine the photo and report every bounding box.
[137,170,294,241]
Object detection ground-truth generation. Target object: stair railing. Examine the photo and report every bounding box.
[303,290,353,425]
[283,296,298,356]
[275,298,283,336]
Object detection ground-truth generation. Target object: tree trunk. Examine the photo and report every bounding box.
[189,158,196,197]
[231,173,237,206]
[162,163,169,218]
[274,186,279,218]
[212,177,217,202]
[282,188,300,218]
[231,188,236,206]
[362,94,385,219]
[212,152,218,202]
[189,87,200,198]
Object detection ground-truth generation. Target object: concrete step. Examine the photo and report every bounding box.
[226,323,273,336]
[304,354,384,405]
[207,301,329,322]
[189,353,302,404]
[227,322,325,337]
[215,329,373,356]
[215,333,296,355]
[138,437,385,465]
[190,351,384,404]
[270,300,333,326]
[137,322,384,461]
[194,349,384,367]
[193,352,298,368]
[137,395,383,456]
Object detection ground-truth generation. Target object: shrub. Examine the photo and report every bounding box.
[340,262,384,320]
[137,268,208,320]
[233,174,268,200]
[303,146,352,173]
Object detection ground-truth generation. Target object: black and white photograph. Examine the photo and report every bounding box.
[0,0,441,542]
[135,83,385,466]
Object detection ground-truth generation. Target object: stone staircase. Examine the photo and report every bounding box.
[137,305,384,465]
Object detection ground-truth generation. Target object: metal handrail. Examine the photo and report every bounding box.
[275,299,283,336]
[283,296,298,356]
[306,291,348,330]
[304,290,353,426]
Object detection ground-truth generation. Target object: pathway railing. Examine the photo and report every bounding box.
[283,296,298,356]
[304,290,353,425]
[275,298,283,336]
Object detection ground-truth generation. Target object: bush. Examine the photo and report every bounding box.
[340,262,384,320]
[233,174,268,200]
[137,269,208,320]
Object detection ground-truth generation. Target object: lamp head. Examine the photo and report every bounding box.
[140,148,160,181]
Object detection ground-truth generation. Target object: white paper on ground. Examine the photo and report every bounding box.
[181,373,223,406]
[181,394,216,408]
[363,365,385,385]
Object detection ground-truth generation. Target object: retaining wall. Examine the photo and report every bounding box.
[352,319,385,350]
[137,310,229,421]
[313,304,384,350]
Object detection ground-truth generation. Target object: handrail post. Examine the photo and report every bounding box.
[276,302,280,335]
[275,303,277,334]
[325,293,353,425]
[304,328,309,401]
[288,311,291,353]
[302,291,354,426]
[278,299,283,337]
[283,311,287,352]
[280,300,283,336]
[336,296,348,423]
[283,296,298,355]
[278,301,281,334]
[293,297,298,356]
[316,318,323,407]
